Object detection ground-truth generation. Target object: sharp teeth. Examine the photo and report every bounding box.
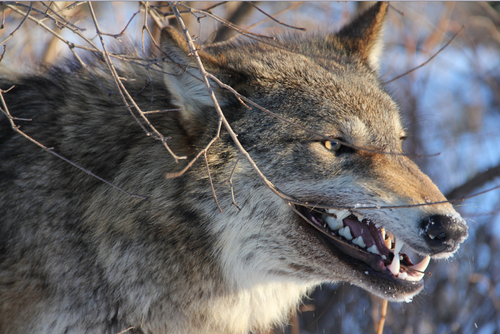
[398,272,408,280]
[326,209,336,217]
[404,272,425,282]
[367,245,380,255]
[338,226,353,240]
[326,209,350,220]
[387,255,400,276]
[387,238,403,276]
[384,237,392,249]
[352,236,366,248]
[409,255,431,273]
[393,237,404,255]
[381,228,386,240]
[354,212,364,221]
[325,216,343,231]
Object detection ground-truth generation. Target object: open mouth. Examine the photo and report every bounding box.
[295,206,431,282]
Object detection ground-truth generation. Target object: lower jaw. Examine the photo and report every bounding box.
[298,218,425,300]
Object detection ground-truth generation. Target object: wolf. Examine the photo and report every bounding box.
[0,2,468,334]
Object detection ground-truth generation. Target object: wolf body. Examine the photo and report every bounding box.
[0,3,467,334]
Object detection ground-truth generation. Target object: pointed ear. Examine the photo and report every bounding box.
[337,2,388,71]
[160,27,228,124]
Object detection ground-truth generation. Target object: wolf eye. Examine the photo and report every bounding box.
[323,140,341,152]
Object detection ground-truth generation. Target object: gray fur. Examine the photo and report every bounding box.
[0,3,467,333]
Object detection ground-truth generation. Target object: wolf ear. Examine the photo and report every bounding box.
[161,27,227,124]
[337,2,388,71]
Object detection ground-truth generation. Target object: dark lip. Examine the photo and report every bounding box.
[293,205,425,293]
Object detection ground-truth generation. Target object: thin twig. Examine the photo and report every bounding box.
[141,1,165,31]
[228,155,242,210]
[233,1,305,38]
[177,5,500,211]
[388,3,405,17]
[158,1,227,15]
[142,108,181,114]
[39,2,85,31]
[0,45,6,63]
[177,3,276,41]
[0,88,147,200]
[100,10,140,38]
[0,2,32,45]
[141,2,149,53]
[247,2,306,31]
[88,2,187,163]
[4,3,99,68]
[376,299,388,334]
[213,155,242,210]
[168,2,297,206]
[385,25,465,84]
[204,152,223,212]
[207,72,440,159]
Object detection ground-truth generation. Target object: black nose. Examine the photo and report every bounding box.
[421,215,468,254]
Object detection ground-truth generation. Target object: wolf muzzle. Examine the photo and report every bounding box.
[421,215,468,255]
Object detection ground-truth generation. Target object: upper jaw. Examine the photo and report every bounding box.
[295,205,438,284]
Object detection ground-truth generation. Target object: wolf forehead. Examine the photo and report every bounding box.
[206,37,404,136]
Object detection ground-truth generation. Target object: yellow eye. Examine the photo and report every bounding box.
[324,140,341,151]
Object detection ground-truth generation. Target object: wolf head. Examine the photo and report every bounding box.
[160,2,468,304]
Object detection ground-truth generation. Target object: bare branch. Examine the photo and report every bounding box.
[142,108,181,114]
[0,45,6,63]
[168,1,297,206]
[204,152,223,213]
[87,2,187,163]
[177,3,276,41]
[0,88,147,200]
[233,1,305,38]
[0,2,32,45]
[445,161,500,200]
[385,25,465,84]
[100,10,140,38]
[228,155,242,210]
[376,299,388,334]
[39,1,85,31]
[212,2,259,43]
[247,2,306,32]
[4,3,100,68]
[208,72,440,159]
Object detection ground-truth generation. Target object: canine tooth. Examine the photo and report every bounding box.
[326,209,337,217]
[384,237,392,249]
[352,236,366,248]
[393,238,404,255]
[405,272,425,282]
[367,245,379,255]
[381,228,386,240]
[338,226,353,240]
[398,272,408,280]
[325,216,343,231]
[337,210,351,221]
[387,255,400,276]
[354,212,364,221]
[387,238,403,276]
[409,255,431,273]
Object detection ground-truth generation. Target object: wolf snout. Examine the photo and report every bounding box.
[421,215,468,255]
